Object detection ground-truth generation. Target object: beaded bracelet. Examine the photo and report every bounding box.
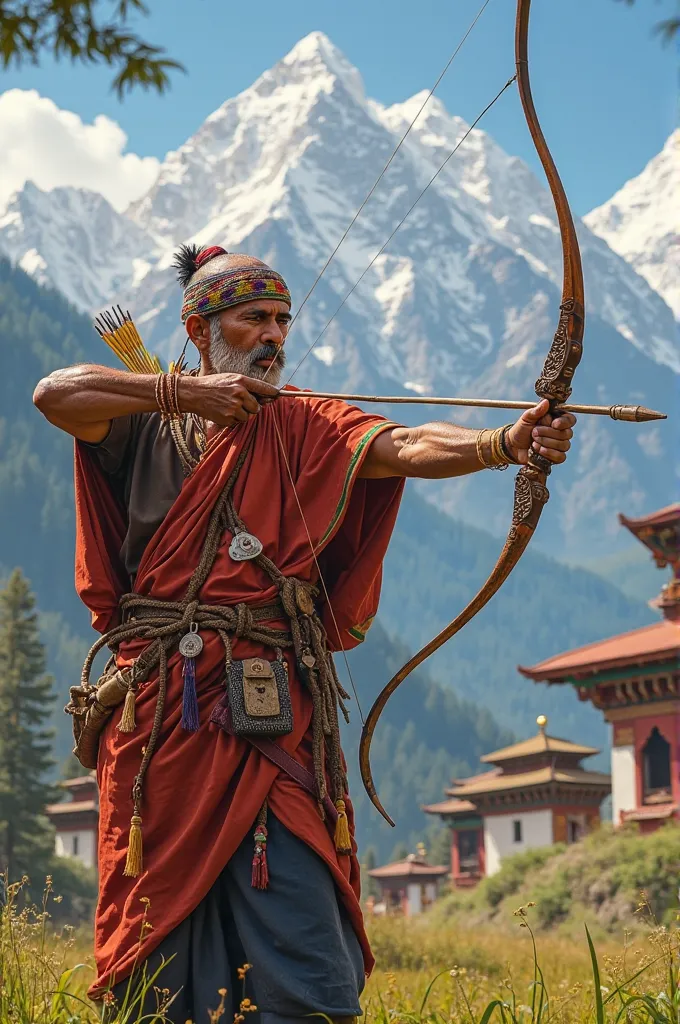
[155,372,182,419]
[167,372,181,418]
[154,373,166,418]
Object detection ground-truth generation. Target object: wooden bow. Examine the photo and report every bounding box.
[358,0,586,826]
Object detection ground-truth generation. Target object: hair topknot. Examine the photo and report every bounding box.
[172,243,229,288]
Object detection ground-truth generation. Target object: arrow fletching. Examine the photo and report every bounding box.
[93,306,163,374]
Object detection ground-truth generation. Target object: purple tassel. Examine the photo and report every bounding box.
[181,656,200,732]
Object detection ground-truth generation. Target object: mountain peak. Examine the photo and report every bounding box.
[377,90,469,147]
[585,129,679,317]
[283,30,338,64]
[279,31,365,103]
[389,90,451,122]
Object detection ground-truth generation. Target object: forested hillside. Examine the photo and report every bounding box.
[0,259,113,622]
[0,259,655,857]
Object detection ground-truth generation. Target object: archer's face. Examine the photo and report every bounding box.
[217,299,292,371]
[186,298,292,382]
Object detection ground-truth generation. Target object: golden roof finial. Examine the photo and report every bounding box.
[537,714,548,733]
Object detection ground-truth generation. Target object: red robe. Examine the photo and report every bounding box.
[73,393,404,996]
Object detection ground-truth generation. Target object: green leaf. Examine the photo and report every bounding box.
[585,924,605,1024]
[479,1000,507,1024]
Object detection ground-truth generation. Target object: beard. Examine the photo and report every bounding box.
[208,316,286,386]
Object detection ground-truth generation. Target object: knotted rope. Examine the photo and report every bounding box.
[80,425,353,875]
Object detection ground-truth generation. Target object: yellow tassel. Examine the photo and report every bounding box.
[334,799,352,855]
[118,688,137,733]
[123,814,143,877]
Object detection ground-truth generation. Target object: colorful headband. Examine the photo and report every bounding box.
[180,264,292,322]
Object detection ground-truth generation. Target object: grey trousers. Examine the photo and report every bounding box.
[108,814,365,1024]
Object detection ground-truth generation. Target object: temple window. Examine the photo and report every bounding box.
[457,829,479,871]
[642,727,672,802]
[72,834,79,856]
[513,819,522,843]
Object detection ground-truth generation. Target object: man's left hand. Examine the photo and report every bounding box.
[505,399,576,466]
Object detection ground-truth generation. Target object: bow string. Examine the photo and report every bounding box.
[262,0,578,827]
[359,0,586,825]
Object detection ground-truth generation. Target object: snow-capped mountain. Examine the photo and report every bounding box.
[0,182,158,311]
[375,94,678,371]
[585,130,679,319]
[0,32,676,558]
[120,33,676,377]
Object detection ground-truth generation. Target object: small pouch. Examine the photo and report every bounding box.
[66,666,134,769]
[225,656,293,737]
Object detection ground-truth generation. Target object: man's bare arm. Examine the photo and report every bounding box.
[360,401,576,479]
[33,364,279,443]
[360,422,486,480]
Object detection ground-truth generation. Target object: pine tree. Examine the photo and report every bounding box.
[0,570,57,881]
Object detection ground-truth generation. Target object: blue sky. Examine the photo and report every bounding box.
[0,0,676,214]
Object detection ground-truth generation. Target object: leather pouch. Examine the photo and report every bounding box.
[219,656,293,737]
[66,666,133,769]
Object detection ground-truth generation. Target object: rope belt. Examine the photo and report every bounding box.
[121,594,288,640]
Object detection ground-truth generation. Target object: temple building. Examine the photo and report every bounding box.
[46,773,98,870]
[367,846,449,915]
[424,716,610,887]
[520,504,680,833]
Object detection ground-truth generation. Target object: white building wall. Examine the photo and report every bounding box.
[55,829,96,870]
[424,882,438,904]
[484,809,553,876]
[406,882,422,915]
[611,744,637,825]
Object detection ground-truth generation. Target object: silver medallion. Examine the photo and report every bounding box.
[229,531,263,562]
[179,624,203,659]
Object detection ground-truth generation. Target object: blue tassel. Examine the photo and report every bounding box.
[181,656,200,732]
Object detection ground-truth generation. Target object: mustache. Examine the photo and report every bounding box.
[250,344,286,367]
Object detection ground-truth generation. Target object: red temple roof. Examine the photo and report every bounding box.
[619,504,680,531]
[519,620,680,683]
[621,803,677,822]
[62,773,96,786]
[368,856,449,879]
[422,797,479,816]
[46,799,97,815]
[450,765,611,797]
[480,733,599,763]
[45,773,99,821]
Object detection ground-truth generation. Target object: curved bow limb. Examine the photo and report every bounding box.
[359,515,539,825]
[359,0,586,826]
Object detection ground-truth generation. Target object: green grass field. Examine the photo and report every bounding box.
[1,882,678,1023]
[3,827,680,1022]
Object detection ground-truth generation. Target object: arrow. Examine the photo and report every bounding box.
[278,391,665,422]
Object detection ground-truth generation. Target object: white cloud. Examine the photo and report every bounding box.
[637,428,663,458]
[0,89,159,212]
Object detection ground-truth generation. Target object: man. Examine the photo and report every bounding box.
[33,246,575,1023]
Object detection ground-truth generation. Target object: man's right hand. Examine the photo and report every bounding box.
[182,374,280,427]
